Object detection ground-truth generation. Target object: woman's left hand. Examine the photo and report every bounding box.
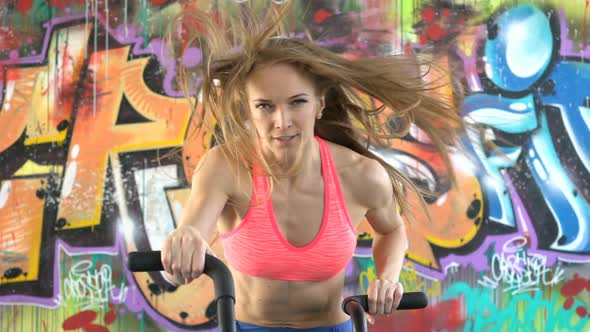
[366,279,404,324]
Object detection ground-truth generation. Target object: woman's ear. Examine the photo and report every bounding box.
[316,96,326,119]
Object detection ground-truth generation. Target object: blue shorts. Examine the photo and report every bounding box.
[234,320,352,332]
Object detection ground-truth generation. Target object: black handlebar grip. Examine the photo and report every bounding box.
[342,292,428,314]
[398,292,428,309]
[128,251,163,271]
[127,251,234,299]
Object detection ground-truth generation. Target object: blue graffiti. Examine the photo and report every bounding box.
[462,4,590,252]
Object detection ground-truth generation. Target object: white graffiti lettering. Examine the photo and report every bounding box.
[478,236,564,295]
[62,260,128,310]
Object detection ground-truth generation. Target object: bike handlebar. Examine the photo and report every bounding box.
[128,250,236,332]
[342,292,428,331]
[127,251,428,332]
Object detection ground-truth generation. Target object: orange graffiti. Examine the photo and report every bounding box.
[0,25,89,151]
[401,55,483,269]
[55,34,192,230]
[398,140,483,269]
[0,178,46,284]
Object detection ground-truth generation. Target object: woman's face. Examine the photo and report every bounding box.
[246,63,324,161]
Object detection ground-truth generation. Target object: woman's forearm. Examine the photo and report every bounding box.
[371,223,408,281]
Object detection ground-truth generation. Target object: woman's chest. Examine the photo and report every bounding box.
[221,174,367,245]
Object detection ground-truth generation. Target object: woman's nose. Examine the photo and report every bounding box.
[274,108,292,129]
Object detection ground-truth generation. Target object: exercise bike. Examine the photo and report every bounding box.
[128,251,427,332]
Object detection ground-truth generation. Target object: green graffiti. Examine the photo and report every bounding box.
[442,282,589,332]
[357,256,377,293]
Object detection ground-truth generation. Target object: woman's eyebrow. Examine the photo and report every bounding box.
[253,93,309,102]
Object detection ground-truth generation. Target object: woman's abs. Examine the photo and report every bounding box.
[231,269,350,328]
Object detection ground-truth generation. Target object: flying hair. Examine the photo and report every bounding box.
[165,1,467,223]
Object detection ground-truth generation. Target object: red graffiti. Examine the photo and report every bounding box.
[16,0,34,17]
[426,23,445,41]
[177,6,211,50]
[422,8,436,23]
[561,274,590,318]
[0,57,22,83]
[314,9,334,24]
[0,27,21,51]
[417,6,468,46]
[369,298,465,332]
[150,0,171,5]
[17,0,86,15]
[63,304,118,332]
[63,310,103,331]
[419,34,428,46]
[104,310,117,325]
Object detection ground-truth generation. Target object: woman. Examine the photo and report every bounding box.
[161,3,464,331]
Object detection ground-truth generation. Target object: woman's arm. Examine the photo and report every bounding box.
[361,159,409,317]
[161,145,235,284]
[178,145,234,238]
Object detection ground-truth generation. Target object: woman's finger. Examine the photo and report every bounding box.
[384,283,396,314]
[367,279,380,315]
[180,235,193,281]
[171,235,184,279]
[366,313,375,325]
[392,283,404,310]
[161,237,172,274]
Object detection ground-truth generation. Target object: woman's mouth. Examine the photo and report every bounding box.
[273,135,298,144]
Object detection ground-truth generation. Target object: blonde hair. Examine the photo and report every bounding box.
[167,2,465,221]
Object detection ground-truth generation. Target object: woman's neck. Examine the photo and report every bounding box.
[265,137,321,185]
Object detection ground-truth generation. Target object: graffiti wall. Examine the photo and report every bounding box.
[1,0,589,331]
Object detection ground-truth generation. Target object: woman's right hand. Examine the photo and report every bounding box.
[161,224,209,285]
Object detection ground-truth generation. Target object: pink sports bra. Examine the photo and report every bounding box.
[219,136,357,281]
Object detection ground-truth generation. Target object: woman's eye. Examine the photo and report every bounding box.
[255,103,272,110]
[291,99,307,105]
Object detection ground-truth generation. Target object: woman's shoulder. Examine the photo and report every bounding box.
[193,144,252,193]
[196,144,250,171]
[325,140,393,208]
[194,144,233,174]
[324,140,386,174]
